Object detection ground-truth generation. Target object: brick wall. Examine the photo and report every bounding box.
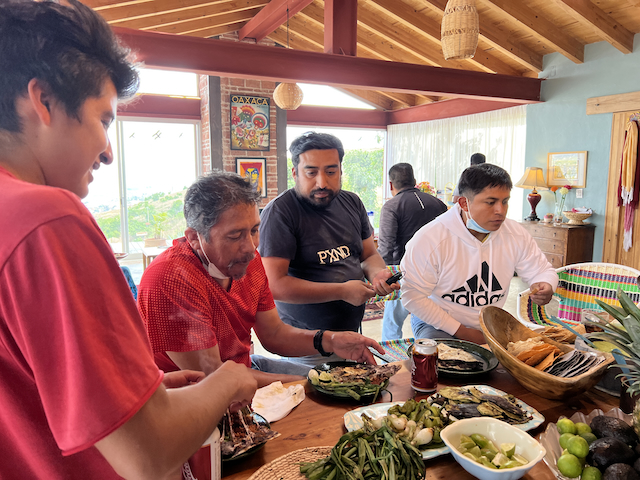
[199,74,211,173]
[199,33,282,209]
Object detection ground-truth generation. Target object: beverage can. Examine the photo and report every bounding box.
[410,339,438,392]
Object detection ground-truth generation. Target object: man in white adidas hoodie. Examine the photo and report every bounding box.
[401,164,558,344]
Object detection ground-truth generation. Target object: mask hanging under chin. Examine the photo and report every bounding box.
[464,198,491,234]
[197,232,229,280]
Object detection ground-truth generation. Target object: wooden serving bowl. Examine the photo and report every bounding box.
[479,306,614,400]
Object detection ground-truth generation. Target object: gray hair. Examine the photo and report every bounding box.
[184,171,260,241]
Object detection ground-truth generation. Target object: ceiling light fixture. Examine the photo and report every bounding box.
[273,3,303,110]
[441,0,479,61]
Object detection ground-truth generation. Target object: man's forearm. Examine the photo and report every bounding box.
[361,252,387,283]
[96,364,255,479]
[269,274,345,304]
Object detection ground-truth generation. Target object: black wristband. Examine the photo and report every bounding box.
[313,330,333,357]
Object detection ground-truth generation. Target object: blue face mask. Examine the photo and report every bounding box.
[464,198,491,234]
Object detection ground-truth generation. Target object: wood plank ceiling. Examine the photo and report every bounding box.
[87,0,640,112]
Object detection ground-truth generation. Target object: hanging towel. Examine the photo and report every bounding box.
[618,120,640,251]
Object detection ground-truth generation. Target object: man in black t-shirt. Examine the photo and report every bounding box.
[259,132,398,367]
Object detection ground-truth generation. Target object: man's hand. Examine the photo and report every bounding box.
[454,324,486,344]
[213,361,258,412]
[324,331,384,364]
[529,282,554,305]
[162,370,205,389]
[370,268,398,297]
[341,280,376,306]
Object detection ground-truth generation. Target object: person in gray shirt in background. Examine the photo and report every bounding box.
[378,163,447,340]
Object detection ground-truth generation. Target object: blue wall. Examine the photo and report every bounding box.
[524,34,640,261]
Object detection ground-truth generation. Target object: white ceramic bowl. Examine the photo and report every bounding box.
[440,417,546,480]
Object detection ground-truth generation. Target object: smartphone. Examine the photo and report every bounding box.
[386,271,403,285]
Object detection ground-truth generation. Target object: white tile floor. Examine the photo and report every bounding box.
[252,276,529,359]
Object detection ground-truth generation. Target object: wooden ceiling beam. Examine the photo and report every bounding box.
[324,0,358,55]
[112,27,542,102]
[365,0,522,76]
[301,3,445,67]
[337,88,394,110]
[378,91,416,108]
[91,0,154,10]
[554,0,634,54]
[111,2,267,30]
[268,29,324,51]
[138,9,261,33]
[97,0,262,24]
[238,0,313,42]
[419,0,543,72]
[357,7,490,73]
[482,0,585,63]
[179,21,247,37]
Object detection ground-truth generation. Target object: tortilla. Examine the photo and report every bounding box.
[534,351,556,371]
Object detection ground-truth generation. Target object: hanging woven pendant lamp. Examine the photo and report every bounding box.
[273,82,304,110]
[441,0,479,60]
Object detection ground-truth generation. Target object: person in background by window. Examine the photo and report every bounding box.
[377,163,447,340]
[401,164,557,344]
[259,132,399,368]
[0,2,256,478]
[452,152,487,203]
[138,172,384,387]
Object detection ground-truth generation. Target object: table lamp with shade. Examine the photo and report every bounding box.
[515,167,548,222]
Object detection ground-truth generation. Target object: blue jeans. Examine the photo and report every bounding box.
[382,299,409,341]
[410,314,456,340]
[250,355,314,376]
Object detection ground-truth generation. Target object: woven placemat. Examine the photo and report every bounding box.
[247,446,332,480]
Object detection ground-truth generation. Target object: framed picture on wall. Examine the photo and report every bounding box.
[230,94,270,151]
[236,157,267,197]
[547,151,587,188]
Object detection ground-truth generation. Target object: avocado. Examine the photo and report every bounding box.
[588,438,636,470]
[604,463,640,480]
[591,416,639,446]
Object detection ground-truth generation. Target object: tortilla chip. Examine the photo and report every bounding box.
[543,325,586,344]
[523,346,556,366]
[508,338,546,357]
[534,351,556,371]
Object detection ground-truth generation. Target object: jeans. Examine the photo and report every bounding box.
[250,355,314,376]
[410,314,456,340]
[381,299,409,341]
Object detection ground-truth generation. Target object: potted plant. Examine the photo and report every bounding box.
[584,289,640,421]
[145,212,168,248]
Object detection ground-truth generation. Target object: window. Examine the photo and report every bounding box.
[83,118,201,259]
[137,68,199,97]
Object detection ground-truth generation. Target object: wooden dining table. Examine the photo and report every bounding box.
[221,359,620,480]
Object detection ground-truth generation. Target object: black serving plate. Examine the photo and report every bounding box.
[221,411,270,462]
[407,338,498,377]
[308,361,391,403]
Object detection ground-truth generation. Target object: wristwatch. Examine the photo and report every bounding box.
[313,330,333,357]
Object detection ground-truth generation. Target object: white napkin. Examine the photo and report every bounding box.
[251,381,305,423]
[572,207,593,214]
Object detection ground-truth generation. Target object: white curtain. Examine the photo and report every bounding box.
[385,105,527,220]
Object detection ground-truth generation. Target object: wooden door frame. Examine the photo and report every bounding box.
[588,91,640,264]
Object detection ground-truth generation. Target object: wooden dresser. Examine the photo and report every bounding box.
[519,222,596,268]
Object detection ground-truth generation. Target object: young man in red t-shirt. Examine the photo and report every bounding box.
[139,173,386,387]
[0,2,256,478]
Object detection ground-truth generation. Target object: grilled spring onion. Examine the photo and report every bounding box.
[299,417,425,480]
